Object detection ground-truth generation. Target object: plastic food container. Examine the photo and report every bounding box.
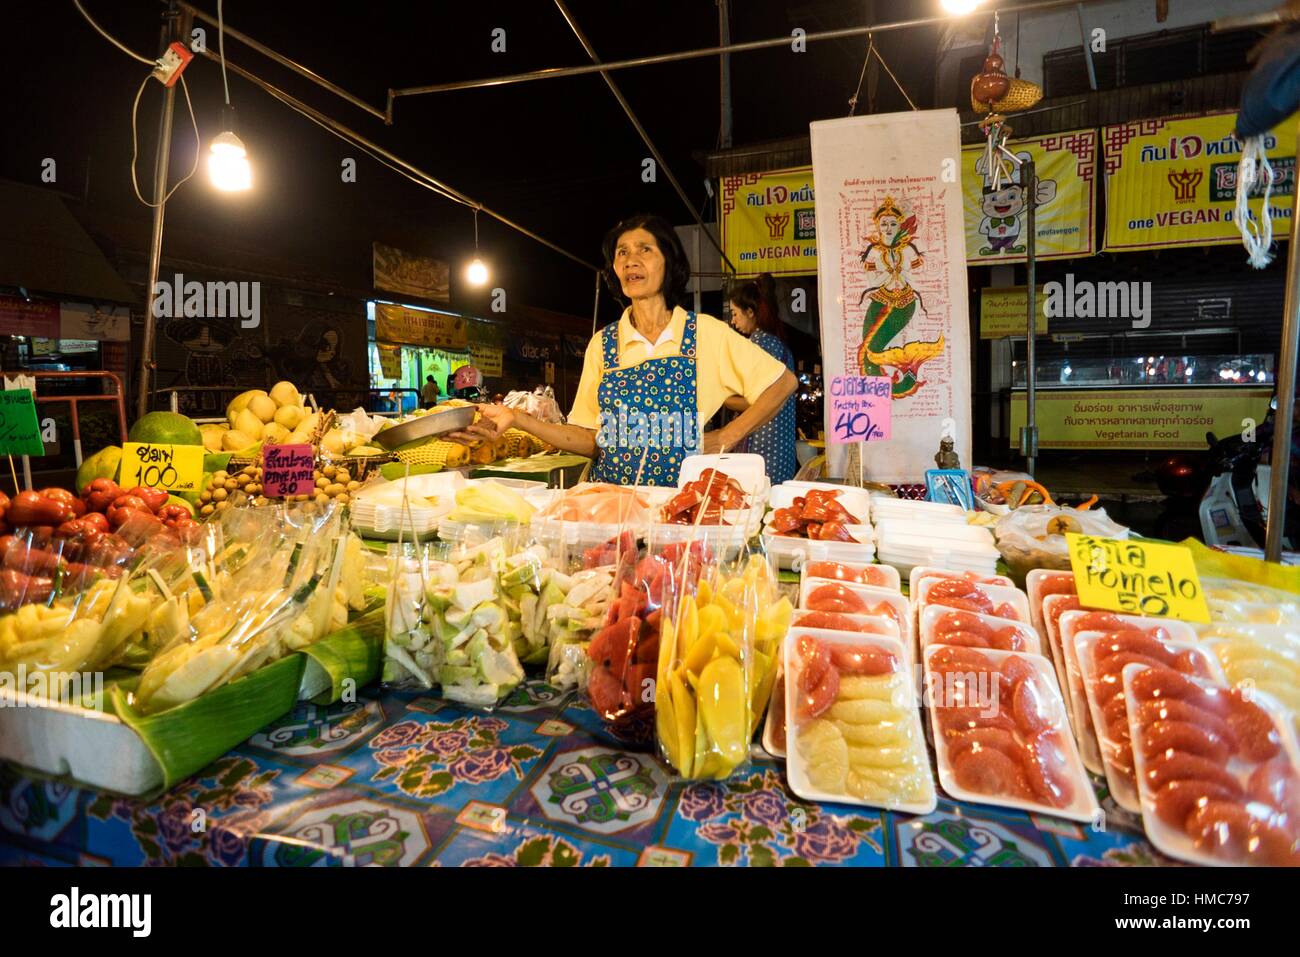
[924,644,1100,823]
[919,605,1042,657]
[784,628,935,813]
[351,470,463,541]
[869,498,967,522]
[1123,665,1300,867]
[1200,577,1300,609]
[1025,568,1077,646]
[1057,609,1199,776]
[762,654,788,759]
[1199,624,1300,736]
[1074,629,1223,813]
[799,578,911,651]
[875,534,1001,578]
[769,483,871,522]
[909,566,1014,597]
[762,532,876,571]
[874,519,993,548]
[913,577,1031,624]
[799,558,901,592]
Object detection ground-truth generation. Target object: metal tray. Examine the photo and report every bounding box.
[373,406,476,450]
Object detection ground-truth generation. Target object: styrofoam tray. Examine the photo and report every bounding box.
[909,566,1015,596]
[762,654,787,759]
[1074,630,1223,814]
[913,578,1031,624]
[762,533,875,571]
[874,519,993,547]
[1025,568,1077,654]
[918,604,1042,657]
[1123,666,1300,867]
[768,483,871,523]
[1057,609,1198,775]
[791,607,907,669]
[678,453,770,500]
[799,558,900,592]
[870,498,966,520]
[784,629,935,813]
[799,578,911,652]
[0,687,163,795]
[923,644,1100,823]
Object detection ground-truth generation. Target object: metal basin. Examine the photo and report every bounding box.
[373,406,477,450]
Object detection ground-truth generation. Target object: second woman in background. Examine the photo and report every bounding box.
[727,274,797,485]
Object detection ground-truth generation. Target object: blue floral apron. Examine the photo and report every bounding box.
[590,312,700,486]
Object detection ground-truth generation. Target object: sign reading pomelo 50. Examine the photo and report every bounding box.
[121,442,205,493]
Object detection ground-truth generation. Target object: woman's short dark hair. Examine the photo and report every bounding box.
[601,213,691,308]
[729,273,785,342]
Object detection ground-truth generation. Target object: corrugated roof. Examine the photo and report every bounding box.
[0,179,136,304]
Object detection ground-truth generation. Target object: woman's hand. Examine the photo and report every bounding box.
[445,403,514,445]
[702,429,735,455]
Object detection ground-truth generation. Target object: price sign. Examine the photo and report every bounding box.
[262,444,316,498]
[0,389,44,456]
[828,375,892,444]
[121,442,205,493]
[1066,533,1210,623]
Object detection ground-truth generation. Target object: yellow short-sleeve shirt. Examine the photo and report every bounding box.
[567,306,788,430]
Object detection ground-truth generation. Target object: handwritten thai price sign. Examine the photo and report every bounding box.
[0,390,44,456]
[1066,533,1210,623]
[262,444,316,498]
[121,442,205,493]
[828,375,892,444]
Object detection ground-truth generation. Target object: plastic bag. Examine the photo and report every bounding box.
[993,504,1129,582]
[541,529,620,692]
[654,537,792,779]
[131,503,359,713]
[585,532,696,746]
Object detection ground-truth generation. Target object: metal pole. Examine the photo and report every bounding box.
[198,49,600,273]
[175,1,389,122]
[1076,3,1097,91]
[1021,159,1039,477]
[719,0,733,150]
[1265,120,1300,561]
[592,270,601,336]
[551,0,738,275]
[391,0,1089,99]
[137,3,184,421]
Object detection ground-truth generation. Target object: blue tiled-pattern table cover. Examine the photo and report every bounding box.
[0,681,1177,867]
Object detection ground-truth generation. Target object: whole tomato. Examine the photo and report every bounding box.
[127,486,169,513]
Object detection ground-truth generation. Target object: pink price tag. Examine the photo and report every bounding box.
[828,376,892,444]
[262,444,316,497]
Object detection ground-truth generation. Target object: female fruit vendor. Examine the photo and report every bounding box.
[724,274,797,486]
[451,214,797,486]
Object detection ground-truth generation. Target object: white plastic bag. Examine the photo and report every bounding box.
[994,504,1129,581]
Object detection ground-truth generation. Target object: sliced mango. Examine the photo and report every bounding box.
[670,670,696,777]
[698,656,748,771]
[684,629,717,675]
[656,671,680,770]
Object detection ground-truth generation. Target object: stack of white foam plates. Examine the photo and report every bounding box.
[870,498,998,577]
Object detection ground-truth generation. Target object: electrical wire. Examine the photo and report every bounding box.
[130,74,201,207]
[218,0,230,105]
[73,0,156,65]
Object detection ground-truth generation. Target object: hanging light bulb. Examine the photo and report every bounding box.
[209,119,251,191]
[209,2,251,192]
[467,257,489,286]
[942,0,983,14]
[466,206,489,286]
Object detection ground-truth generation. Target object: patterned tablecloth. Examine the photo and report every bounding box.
[0,681,1178,867]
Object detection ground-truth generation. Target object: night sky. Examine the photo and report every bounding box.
[0,0,938,317]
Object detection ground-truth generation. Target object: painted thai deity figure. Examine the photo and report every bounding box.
[856,197,944,399]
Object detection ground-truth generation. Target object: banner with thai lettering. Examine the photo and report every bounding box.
[372,242,450,302]
[719,167,818,277]
[1009,387,1273,450]
[1102,111,1295,252]
[811,110,972,483]
[470,344,503,376]
[376,343,402,379]
[980,286,1048,339]
[963,129,1097,264]
[374,302,467,350]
